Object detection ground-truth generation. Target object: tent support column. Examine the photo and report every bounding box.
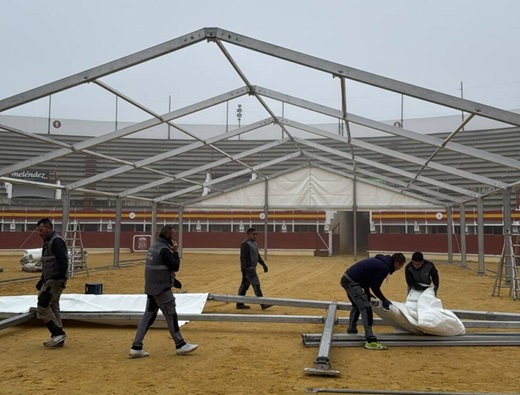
[61,190,70,237]
[503,188,513,280]
[178,206,184,258]
[263,180,269,260]
[447,206,453,263]
[477,198,485,275]
[459,202,467,268]
[151,201,157,242]
[113,197,122,269]
[352,178,358,261]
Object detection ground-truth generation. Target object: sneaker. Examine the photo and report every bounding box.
[346,328,358,334]
[261,304,273,310]
[129,348,150,358]
[43,339,65,347]
[44,334,67,347]
[364,341,388,350]
[176,343,198,355]
[236,304,251,310]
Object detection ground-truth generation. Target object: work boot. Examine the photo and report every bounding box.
[236,304,250,310]
[261,304,273,310]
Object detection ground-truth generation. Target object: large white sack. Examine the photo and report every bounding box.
[373,288,465,336]
[414,288,466,336]
[22,248,42,261]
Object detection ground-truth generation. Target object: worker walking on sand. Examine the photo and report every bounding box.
[129,226,198,358]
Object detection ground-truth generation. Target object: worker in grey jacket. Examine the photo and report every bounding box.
[236,227,271,310]
[36,218,69,348]
[129,226,198,358]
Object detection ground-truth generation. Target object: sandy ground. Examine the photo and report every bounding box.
[1,251,520,395]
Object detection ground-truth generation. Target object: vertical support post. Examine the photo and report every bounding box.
[178,206,184,259]
[151,201,157,242]
[47,95,52,134]
[113,197,122,269]
[503,188,513,281]
[446,206,453,263]
[459,202,467,268]
[352,178,358,261]
[263,180,269,260]
[477,198,485,275]
[61,190,70,239]
[168,95,172,139]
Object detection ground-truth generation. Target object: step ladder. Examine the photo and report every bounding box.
[64,220,89,279]
[492,230,520,300]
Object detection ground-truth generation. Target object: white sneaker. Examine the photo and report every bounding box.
[44,334,67,347]
[176,343,198,355]
[129,348,150,358]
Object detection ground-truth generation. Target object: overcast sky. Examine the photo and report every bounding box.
[2,0,520,127]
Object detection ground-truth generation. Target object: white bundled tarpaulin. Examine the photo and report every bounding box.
[0,293,208,326]
[373,288,466,336]
[22,248,42,261]
[20,248,43,272]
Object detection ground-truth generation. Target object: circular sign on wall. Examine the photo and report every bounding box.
[52,120,62,128]
[259,212,266,220]
[129,212,136,219]
[435,212,443,220]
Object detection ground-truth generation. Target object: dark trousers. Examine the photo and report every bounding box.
[237,270,263,304]
[132,290,185,350]
[340,275,377,342]
[37,279,66,335]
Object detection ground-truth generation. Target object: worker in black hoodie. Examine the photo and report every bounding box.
[340,253,406,350]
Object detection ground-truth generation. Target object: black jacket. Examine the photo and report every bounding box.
[405,259,439,292]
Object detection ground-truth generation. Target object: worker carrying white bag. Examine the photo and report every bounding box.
[373,287,466,336]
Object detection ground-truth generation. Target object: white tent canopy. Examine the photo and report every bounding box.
[191,167,438,210]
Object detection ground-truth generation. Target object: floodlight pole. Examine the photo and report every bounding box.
[236,104,242,140]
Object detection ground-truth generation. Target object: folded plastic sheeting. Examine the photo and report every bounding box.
[0,293,209,327]
[373,288,466,336]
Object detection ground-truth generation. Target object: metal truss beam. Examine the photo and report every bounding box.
[0,28,207,112]
[211,28,520,126]
[155,152,300,203]
[120,138,290,197]
[256,86,520,170]
[303,149,478,198]
[0,87,250,177]
[66,117,272,190]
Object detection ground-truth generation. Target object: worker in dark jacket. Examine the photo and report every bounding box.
[236,227,271,310]
[405,251,440,296]
[129,226,198,358]
[36,218,69,348]
[340,253,406,350]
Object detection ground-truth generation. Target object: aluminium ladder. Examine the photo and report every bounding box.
[492,231,520,300]
[64,220,88,279]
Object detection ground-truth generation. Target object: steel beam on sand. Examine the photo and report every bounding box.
[207,293,351,310]
[302,332,520,347]
[304,302,340,377]
[0,311,36,330]
[305,386,511,394]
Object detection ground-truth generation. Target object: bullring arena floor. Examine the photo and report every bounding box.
[1,252,519,395]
